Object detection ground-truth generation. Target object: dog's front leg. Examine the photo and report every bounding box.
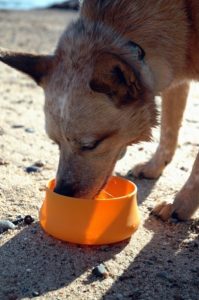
[152,152,199,220]
[132,82,190,179]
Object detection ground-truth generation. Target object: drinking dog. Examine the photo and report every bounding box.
[1,0,199,220]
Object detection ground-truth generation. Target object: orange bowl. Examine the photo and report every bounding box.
[39,176,140,245]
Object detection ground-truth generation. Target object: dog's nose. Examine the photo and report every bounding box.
[54,182,76,197]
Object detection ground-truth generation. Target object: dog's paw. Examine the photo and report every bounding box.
[151,192,198,221]
[170,189,199,221]
[151,201,174,221]
[130,161,163,179]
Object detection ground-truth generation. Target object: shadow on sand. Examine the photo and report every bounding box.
[0,222,128,299]
[0,175,198,299]
[103,174,199,300]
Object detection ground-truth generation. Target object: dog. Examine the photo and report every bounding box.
[0,0,199,221]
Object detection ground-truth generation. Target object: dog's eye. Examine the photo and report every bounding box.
[80,140,101,151]
[80,131,117,152]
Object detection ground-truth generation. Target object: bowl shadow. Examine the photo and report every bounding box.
[0,222,128,299]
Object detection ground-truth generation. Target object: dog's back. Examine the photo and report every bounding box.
[81,0,199,82]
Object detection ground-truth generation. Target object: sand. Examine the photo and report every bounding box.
[0,9,198,300]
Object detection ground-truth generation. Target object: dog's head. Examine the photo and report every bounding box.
[0,19,170,198]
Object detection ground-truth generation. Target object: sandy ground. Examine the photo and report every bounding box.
[0,9,198,300]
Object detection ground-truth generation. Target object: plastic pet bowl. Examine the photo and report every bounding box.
[39,176,140,245]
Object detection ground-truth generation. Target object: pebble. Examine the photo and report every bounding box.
[26,268,32,273]
[12,124,24,129]
[99,245,111,252]
[180,166,188,172]
[0,220,16,234]
[147,205,153,212]
[12,215,24,225]
[92,263,109,279]
[39,185,46,191]
[24,215,34,225]
[32,291,40,297]
[33,160,45,167]
[25,128,35,133]
[0,158,9,166]
[25,166,41,173]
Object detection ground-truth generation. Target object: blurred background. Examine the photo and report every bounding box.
[0,0,75,10]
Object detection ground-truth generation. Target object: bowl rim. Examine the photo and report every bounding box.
[46,176,137,202]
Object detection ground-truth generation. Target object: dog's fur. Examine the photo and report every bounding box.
[1,0,199,220]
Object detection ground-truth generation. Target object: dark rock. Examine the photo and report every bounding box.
[167,259,173,264]
[24,215,34,225]
[25,166,41,173]
[32,291,40,297]
[25,128,35,133]
[180,166,188,172]
[0,158,9,166]
[11,124,24,129]
[92,263,109,279]
[33,160,45,167]
[12,215,24,225]
[99,245,111,252]
[48,0,79,10]
[147,205,153,212]
[0,220,16,233]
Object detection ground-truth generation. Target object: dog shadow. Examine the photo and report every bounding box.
[103,217,199,300]
[103,174,199,299]
[0,222,128,299]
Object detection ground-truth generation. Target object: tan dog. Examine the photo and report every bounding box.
[0,0,199,221]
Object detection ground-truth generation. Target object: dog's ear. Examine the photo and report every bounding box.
[0,49,54,86]
[90,52,144,107]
